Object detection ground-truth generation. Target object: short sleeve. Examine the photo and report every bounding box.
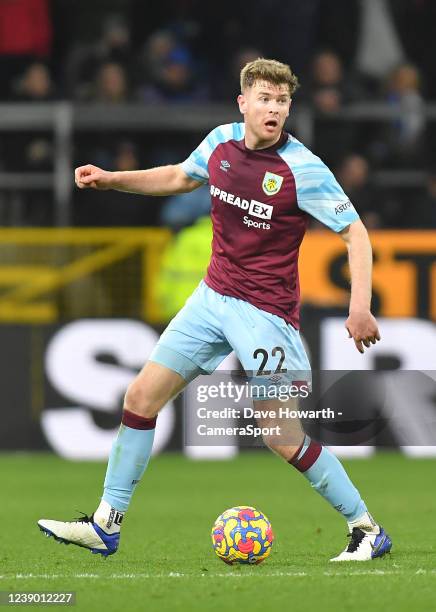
[278,138,360,232]
[180,123,244,184]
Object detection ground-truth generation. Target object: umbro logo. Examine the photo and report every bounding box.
[220,160,231,172]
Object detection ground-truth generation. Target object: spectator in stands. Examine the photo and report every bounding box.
[73,140,153,226]
[367,63,425,170]
[12,62,56,101]
[136,30,208,103]
[96,62,130,104]
[79,61,130,104]
[307,50,361,166]
[6,62,55,194]
[99,14,132,67]
[309,50,362,113]
[65,13,132,98]
[0,0,52,99]
[385,64,425,165]
[113,141,139,172]
[336,154,381,229]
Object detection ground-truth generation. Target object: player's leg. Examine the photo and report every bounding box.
[253,397,391,559]
[38,281,232,556]
[37,362,189,556]
[95,283,231,537]
[222,296,392,561]
[257,400,392,561]
[96,361,187,518]
[254,396,369,521]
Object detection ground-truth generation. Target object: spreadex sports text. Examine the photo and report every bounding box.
[210,185,273,230]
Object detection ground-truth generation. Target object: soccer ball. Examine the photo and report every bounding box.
[211,506,274,565]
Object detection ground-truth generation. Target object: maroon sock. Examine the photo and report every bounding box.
[121,409,157,430]
[288,436,322,473]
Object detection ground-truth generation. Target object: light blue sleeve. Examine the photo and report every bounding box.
[180,123,245,183]
[278,137,360,232]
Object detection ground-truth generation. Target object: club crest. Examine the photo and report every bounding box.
[262,171,283,196]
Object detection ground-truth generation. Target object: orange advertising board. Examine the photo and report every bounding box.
[299,231,436,319]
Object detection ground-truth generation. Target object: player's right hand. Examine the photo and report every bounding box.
[75,164,113,190]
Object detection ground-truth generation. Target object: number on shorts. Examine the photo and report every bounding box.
[272,346,287,373]
[253,347,287,376]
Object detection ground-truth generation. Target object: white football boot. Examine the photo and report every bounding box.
[330,525,392,561]
[38,501,122,557]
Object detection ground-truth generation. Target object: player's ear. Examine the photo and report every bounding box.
[237,93,247,115]
[286,99,292,117]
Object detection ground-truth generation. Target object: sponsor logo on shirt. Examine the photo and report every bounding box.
[220,160,231,172]
[210,185,272,230]
[248,199,273,219]
[243,216,271,230]
[262,171,283,196]
[335,200,353,215]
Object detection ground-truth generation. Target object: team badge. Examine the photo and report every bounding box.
[262,171,283,196]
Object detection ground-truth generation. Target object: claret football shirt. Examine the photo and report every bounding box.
[181,123,359,329]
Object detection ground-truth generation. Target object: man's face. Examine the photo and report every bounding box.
[238,81,291,146]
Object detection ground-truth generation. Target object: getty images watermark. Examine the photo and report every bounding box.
[183,369,436,447]
[184,376,340,446]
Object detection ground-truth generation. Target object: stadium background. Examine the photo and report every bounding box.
[0,0,435,456]
[1,3,436,611]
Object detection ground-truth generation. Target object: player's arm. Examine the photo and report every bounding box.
[339,219,380,353]
[289,142,381,354]
[75,163,203,196]
[75,125,233,195]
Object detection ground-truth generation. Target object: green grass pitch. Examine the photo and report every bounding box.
[1,452,435,611]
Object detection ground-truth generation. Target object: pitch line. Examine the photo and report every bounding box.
[2,570,436,580]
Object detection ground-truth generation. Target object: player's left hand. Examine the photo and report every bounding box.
[345,311,381,354]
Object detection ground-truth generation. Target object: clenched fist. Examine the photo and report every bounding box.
[75,164,114,190]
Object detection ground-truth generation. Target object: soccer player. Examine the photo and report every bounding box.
[38,59,392,561]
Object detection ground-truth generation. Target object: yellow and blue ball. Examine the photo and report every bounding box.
[211,506,274,565]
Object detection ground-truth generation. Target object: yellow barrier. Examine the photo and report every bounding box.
[0,228,171,324]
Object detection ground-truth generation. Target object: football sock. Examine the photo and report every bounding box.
[100,410,157,514]
[289,435,367,522]
[348,511,379,533]
[94,499,124,534]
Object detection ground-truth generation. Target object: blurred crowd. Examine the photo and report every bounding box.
[0,0,436,230]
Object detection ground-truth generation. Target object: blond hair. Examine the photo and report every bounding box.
[240,58,299,96]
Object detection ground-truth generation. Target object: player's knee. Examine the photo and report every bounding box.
[123,383,159,419]
[264,437,303,462]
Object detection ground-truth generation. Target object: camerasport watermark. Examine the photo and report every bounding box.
[197,424,282,438]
